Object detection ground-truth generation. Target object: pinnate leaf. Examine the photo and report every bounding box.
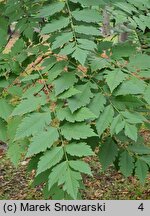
[69,160,92,176]
[75,25,100,36]
[0,118,7,142]
[53,72,77,96]
[36,2,65,18]
[143,86,150,105]
[68,83,93,113]
[121,111,146,124]
[72,47,89,65]
[48,161,68,190]
[58,87,81,99]
[48,61,67,83]
[128,144,150,155]
[11,95,47,116]
[119,151,134,177]
[62,167,81,199]
[110,115,124,135]
[41,17,70,34]
[52,32,73,50]
[0,99,13,121]
[115,77,146,96]
[26,127,59,157]
[99,138,118,171]
[125,123,137,141]
[37,147,64,175]
[61,123,97,140]
[72,9,101,23]
[105,69,127,93]
[88,93,106,117]
[15,112,51,140]
[66,142,94,157]
[135,160,148,184]
[57,107,96,122]
[96,105,114,136]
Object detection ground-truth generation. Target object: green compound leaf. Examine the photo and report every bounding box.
[75,25,100,36]
[53,72,77,96]
[41,17,70,34]
[115,77,146,96]
[135,160,149,184]
[37,147,64,175]
[36,2,65,18]
[128,144,150,155]
[68,83,93,113]
[88,93,106,117]
[112,95,144,110]
[121,111,146,124]
[119,151,134,177]
[58,87,81,99]
[105,69,128,93]
[21,84,44,99]
[15,112,51,140]
[69,160,92,176]
[62,167,81,199]
[0,99,13,121]
[99,138,118,171]
[72,47,89,65]
[48,161,68,190]
[128,53,150,70]
[89,56,110,72]
[65,142,94,157]
[7,86,23,97]
[124,123,138,141]
[61,123,97,140]
[0,118,7,142]
[143,86,150,105]
[139,155,150,166]
[11,95,47,116]
[96,105,114,136]
[57,107,96,122]
[7,117,22,142]
[59,42,75,55]
[26,127,59,157]
[72,9,102,23]
[7,117,25,166]
[48,61,67,83]
[110,115,125,135]
[7,139,29,167]
[77,39,97,51]
[52,32,73,50]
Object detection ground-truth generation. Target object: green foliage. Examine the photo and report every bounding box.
[26,127,59,157]
[0,0,150,199]
[67,83,93,112]
[15,112,51,140]
[65,142,94,157]
[37,147,64,175]
[0,99,13,121]
[57,107,96,122]
[99,138,118,171]
[61,123,97,140]
[96,105,114,136]
[53,72,77,96]
[119,151,134,177]
[105,69,128,93]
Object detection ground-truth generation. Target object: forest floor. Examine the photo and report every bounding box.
[0,130,150,200]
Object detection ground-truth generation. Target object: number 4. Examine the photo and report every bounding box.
[138,203,144,211]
